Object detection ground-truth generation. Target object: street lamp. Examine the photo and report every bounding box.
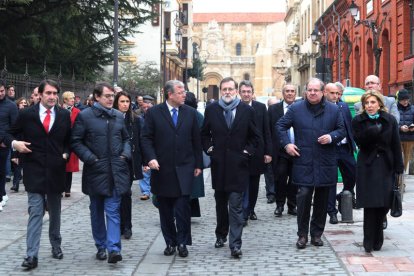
[113,0,119,87]
[292,44,300,55]
[192,42,200,99]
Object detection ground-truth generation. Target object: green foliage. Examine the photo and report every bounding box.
[187,58,205,81]
[0,0,160,80]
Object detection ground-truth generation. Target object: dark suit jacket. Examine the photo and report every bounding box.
[249,101,271,175]
[5,103,71,194]
[268,101,290,161]
[201,101,261,193]
[337,101,356,152]
[141,102,203,197]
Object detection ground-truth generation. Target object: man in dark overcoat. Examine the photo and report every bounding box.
[201,77,260,258]
[277,78,345,250]
[141,80,202,258]
[238,80,271,224]
[5,79,71,269]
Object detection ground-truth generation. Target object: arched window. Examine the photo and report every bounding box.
[236,43,242,56]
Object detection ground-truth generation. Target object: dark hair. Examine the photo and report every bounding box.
[38,79,60,94]
[113,91,132,111]
[305,77,324,92]
[219,77,238,90]
[184,92,197,109]
[0,80,6,88]
[93,82,113,101]
[239,80,254,92]
[163,80,184,100]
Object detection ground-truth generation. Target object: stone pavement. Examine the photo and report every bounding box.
[0,168,412,275]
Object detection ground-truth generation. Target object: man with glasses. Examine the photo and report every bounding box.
[277,78,345,249]
[354,75,400,122]
[201,77,260,258]
[71,82,131,264]
[4,79,71,269]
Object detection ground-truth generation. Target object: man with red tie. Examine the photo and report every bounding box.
[4,79,71,270]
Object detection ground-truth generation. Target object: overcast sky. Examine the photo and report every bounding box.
[193,0,286,13]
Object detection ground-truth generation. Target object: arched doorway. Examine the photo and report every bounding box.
[204,72,223,101]
[354,46,361,88]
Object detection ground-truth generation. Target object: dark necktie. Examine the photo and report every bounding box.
[172,108,178,126]
[43,109,51,133]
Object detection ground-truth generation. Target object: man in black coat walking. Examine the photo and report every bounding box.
[201,77,260,258]
[5,79,71,269]
[141,80,202,258]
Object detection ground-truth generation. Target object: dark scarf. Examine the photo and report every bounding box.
[218,97,240,128]
[93,102,115,117]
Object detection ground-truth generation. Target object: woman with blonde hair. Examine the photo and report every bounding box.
[352,90,403,253]
[61,91,80,197]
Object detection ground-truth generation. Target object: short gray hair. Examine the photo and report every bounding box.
[164,80,184,99]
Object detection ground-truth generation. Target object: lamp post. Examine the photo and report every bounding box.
[113,0,119,87]
[192,42,200,100]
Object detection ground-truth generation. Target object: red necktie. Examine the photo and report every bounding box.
[43,109,51,133]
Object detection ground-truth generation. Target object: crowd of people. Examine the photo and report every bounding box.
[0,73,409,270]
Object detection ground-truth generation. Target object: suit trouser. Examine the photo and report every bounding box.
[264,164,275,198]
[363,207,388,251]
[64,172,72,193]
[215,191,243,250]
[120,187,132,232]
[242,175,261,220]
[274,157,296,209]
[0,148,8,202]
[158,195,192,246]
[89,189,122,253]
[296,186,330,238]
[26,192,62,257]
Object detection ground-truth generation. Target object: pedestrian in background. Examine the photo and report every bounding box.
[61,91,80,198]
[5,79,71,269]
[114,91,143,239]
[396,89,414,172]
[352,90,403,253]
[71,82,131,264]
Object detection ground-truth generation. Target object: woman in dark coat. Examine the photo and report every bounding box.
[114,91,143,239]
[352,90,404,253]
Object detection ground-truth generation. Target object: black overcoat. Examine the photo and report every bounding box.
[268,101,291,165]
[201,102,261,193]
[141,103,203,197]
[352,111,404,208]
[5,104,71,194]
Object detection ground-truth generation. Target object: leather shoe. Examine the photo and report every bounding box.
[329,213,338,224]
[311,236,324,246]
[22,256,38,269]
[383,216,388,230]
[178,244,188,257]
[267,196,275,204]
[96,248,107,260]
[123,228,132,240]
[164,245,176,256]
[274,206,283,217]
[296,236,307,249]
[214,237,227,248]
[288,207,297,216]
[231,247,242,258]
[52,247,63,259]
[242,220,248,227]
[108,251,122,263]
[249,211,257,220]
[10,185,18,192]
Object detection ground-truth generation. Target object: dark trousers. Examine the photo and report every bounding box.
[215,191,243,250]
[0,148,9,202]
[264,164,275,198]
[158,195,192,246]
[363,207,388,251]
[242,174,260,219]
[64,172,72,193]
[120,188,132,231]
[274,157,297,209]
[12,162,22,189]
[296,186,330,238]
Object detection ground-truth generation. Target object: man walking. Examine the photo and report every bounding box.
[71,82,131,264]
[277,78,345,249]
[201,77,260,258]
[141,80,202,258]
[5,79,71,269]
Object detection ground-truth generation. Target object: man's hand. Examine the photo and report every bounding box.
[401,125,409,132]
[0,142,6,148]
[264,155,272,163]
[11,158,19,165]
[194,168,202,177]
[13,141,32,153]
[285,143,300,157]
[62,153,69,160]
[143,166,150,172]
[317,134,332,145]
[148,159,160,170]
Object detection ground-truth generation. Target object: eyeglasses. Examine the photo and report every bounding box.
[102,94,115,99]
[365,81,379,85]
[222,88,235,92]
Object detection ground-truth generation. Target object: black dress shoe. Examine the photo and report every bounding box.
[242,220,248,227]
[231,247,242,258]
[383,216,388,230]
[214,237,227,248]
[287,207,297,216]
[274,206,283,217]
[22,256,38,269]
[123,228,132,240]
[311,236,324,246]
[10,185,18,192]
[249,211,257,220]
[52,247,63,259]
[296,236,307,249]
[96,248,107,260]
[329,213,338,224]
[267,196,275,204]
[178,244,188,257]
[163,245,176,256]
[108,251,122,263]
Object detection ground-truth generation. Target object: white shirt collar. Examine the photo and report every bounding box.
[39,103,55,114]
[166,101,178,112]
